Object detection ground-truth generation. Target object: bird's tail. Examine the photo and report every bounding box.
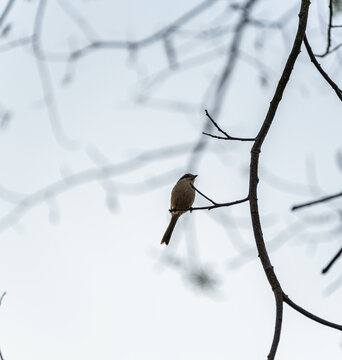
[161,215,179,245]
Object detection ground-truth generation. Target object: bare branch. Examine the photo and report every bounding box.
[170,197,249,212]
[187,0,259,170]
[292,191,342,211]
[268,291,283,360]
[283,294,342,331]
[304,35,342,101]
[316,0,333,57]
[322,246,342,274]
[315,42,342,58]
[203,109,256,141]
[248,1,310,358]
[191,184,217,205]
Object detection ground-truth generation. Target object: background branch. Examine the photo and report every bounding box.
[292,191,342,211]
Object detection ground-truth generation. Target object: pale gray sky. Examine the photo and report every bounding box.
[0,0,341,359]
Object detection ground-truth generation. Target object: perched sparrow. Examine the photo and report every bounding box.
[161,173,197,245]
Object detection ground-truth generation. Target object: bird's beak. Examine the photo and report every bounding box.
[192,175,198,179]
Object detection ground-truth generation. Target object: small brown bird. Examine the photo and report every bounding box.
[161,173,197,245]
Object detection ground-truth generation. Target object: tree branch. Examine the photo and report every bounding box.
[322,246,342,274]
[248,1,310,358]
[170,197,249,212]
[303,35,342,101]
[191,184,217,205]
[68,0,220,61]
[268,291,283,360]
[203,109,256,141]
[292,191,342,211]
[0,0,16,28]
[283,294,342,331]
[316,0,333,57]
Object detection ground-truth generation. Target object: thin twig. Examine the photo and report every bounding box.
[203,109,256,141]
[32,0,77,150]
[283,294,342,331]
[313,0,334,58]
[292,191,342,211]
[170,197,249,212]
[303,35,342,101]
[191,184,217,205]
[316,42,342,58]
[319,0,333,57]
[322,246,342,274]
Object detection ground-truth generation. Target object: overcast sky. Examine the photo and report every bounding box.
[0,0,342,359]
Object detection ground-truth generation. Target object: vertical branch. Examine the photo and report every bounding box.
[324,0,333,55]
[188,0,258,168]
[248,0,310,358]
[32,0,78,150]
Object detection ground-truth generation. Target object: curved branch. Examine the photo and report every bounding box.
[303,35,342,101]
[283,295,342,331]
[248,1,310,358]
[0,142,194,232]
[268,291,284,360]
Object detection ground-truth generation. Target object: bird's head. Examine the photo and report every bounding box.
[177,173,198,184]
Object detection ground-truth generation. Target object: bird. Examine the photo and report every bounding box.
[161,173,197,245]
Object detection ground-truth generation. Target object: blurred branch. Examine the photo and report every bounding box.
[324,273,342,296]
[56,0,98,42]
[0,142,194,232]
[0,36,32,53]
[202,109,256,141]
[292,191,342,211]
[32,0,78,150]
[0,292,6,306]
[0,0,16,28]
[187,0,258,169]
[68,0,220,61]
